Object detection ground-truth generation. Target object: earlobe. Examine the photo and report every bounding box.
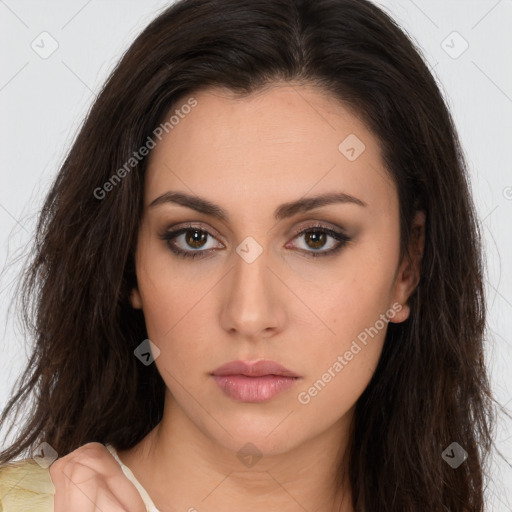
[389,303,411,323]
[130,288,143,309]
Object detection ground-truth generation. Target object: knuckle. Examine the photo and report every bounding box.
[62,442,109,469]
[66,461,98,483]
[73,442,106,458]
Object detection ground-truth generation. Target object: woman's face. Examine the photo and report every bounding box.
[131,83,423,457]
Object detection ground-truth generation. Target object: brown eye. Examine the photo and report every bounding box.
[160,226,224,259]
[161,224,350,261]
[304,231,328,250]
[184,229,208,249]
[288,226,351,258]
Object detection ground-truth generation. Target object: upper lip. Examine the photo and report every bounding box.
[211,360,300,378]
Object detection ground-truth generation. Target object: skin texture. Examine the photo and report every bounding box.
[49,443,146,512]
[108,82,425,512]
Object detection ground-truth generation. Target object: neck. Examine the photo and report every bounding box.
[118,395,355,512]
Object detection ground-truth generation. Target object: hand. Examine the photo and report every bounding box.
[49,442,147,512]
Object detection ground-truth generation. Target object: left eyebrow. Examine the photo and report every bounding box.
[148,190,367,222]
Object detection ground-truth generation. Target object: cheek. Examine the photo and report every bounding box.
[293,251,397,412]
[137,278,208,394]
[135,233,217,339]
[134,248,227,396]
[137,278,214,374]
[295,289,390,421]
[305,242,397,348]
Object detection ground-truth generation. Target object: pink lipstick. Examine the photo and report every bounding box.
[211,360,301,403]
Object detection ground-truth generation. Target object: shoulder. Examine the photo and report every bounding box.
[0,458,54,512]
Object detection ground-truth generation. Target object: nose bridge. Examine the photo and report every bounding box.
[220,236,285,339]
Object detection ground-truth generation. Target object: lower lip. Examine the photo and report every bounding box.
[211,375,299,402]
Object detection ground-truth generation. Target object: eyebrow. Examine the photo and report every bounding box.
[148,190,367,222]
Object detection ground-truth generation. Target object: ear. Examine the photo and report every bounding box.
[389,210,426,324]
[130,287,143,309]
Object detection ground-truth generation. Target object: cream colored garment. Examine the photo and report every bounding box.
[105,444,161,512]
[0,444,160,512]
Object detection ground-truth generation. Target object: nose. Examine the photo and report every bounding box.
[219,244,287,342]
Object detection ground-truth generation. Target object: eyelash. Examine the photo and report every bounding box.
[159,223,351,260]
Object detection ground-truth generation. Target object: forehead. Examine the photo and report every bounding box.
[144,83,396,219]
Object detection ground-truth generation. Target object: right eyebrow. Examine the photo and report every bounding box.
[148,190,367,223]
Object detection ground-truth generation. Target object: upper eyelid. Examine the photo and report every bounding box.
[164,222,225,244]
[164,218,347,235]
[164,222,345,246]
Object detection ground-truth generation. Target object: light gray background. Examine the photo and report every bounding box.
[1,0,511,509]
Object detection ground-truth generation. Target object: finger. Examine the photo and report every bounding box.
[95,487,131,511]
[54,472,102,512]
[63,446,147,511]
[50,446,147,512]
[55,474,129,512]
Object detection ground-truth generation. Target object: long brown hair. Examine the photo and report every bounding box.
[0,0,496,510]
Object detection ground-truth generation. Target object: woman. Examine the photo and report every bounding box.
[0,0,495,510]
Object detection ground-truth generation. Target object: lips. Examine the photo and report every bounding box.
[211,359,300,378]
[211,360,301,402]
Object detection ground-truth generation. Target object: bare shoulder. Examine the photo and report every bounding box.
[0,458,55,512]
